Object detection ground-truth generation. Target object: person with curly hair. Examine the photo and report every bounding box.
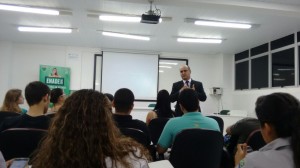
[0,89,27,114]
[32,89,151,168]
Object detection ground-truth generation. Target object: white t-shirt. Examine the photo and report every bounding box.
[105,149,149,168]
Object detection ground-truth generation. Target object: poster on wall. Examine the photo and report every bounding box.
[39,65,71,95]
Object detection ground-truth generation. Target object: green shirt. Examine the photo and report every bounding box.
[157,112,220,148]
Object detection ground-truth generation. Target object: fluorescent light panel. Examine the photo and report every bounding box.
[99,15,141,22]
[0,4,59,15]
[177,38,222,44]
[159,70,164,73]
[159,62,178,65]
[102,31,150,41]
[99,15,162,23]
[159,66,172,69]
[194,20,251,29]
[18,27,72,33]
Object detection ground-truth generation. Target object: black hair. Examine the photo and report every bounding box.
[154,90,174,118]
[50,88,64,104]
[104,93,114,102]
[255,92,300,168]
[25,81,50,106]
[113,88,134,112]
[178,88,199,112]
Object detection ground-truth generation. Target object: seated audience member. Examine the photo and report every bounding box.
[146,90,174,125]
[157,88,220,154]
[32,89,150,168]
[104,93,114,102]
[225,117,260,156]
[0,81,51,132]
[48,88,65,114]
[0,89,27,114]
[112,88,151,145]
[235,93,300,168]
[104,93,114,112]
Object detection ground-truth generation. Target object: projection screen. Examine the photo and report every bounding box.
[102,52,159,100]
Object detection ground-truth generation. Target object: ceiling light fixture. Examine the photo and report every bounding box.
[99,15,141,22]
[159,66,172,68]
[99,14,162,23]
[18,27,72,33]
[177,38,222,44]
[102,31,150,41]
[194,20,251,29]
[0,4,59,15]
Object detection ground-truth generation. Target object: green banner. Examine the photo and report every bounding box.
[39,65,71,95]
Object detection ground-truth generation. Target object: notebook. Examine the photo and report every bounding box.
[148,160,173,168]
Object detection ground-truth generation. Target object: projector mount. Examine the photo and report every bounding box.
[146,0,161,16]
[141,0,161,24]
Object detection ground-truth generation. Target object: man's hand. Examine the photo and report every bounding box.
[179,85,189,92]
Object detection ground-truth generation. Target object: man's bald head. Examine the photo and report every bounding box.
[179,65,191,80]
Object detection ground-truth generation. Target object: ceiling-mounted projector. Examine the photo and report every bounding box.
[141,14,160,24]
[141,0,161,24]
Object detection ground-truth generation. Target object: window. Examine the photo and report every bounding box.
[250,43,268,56]
[235,50,249,61]
[272,48,295,87]
[251,56,268,88]
[271,34,294,50]
[235,61,249,90]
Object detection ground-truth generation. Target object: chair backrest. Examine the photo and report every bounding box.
[148,118,169,145]
[246,129,266,151]
[169,128,224,168]
[0,111,20,125]
[45,113,55,119]
[207,115,224,133]
[0,128,47,160]
[119,127,149,147]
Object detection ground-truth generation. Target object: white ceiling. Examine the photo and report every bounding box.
[0,0,300,55]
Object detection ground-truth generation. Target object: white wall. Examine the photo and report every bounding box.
[0,42,99,108]
[0,42,225,121]
[0,41,13,105]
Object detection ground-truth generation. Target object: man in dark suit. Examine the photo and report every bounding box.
[170,65,207,116]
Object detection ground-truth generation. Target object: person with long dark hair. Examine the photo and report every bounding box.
[49,88,65,113]
[32,89,151,168]
[146,90,174,125]
[235,92,300,168]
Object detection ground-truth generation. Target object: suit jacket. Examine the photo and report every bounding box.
[170,79,207,116]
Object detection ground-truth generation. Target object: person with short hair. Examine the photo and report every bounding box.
[32,89,151,168]
[170,65,207,116]
[0,89,27,114]
[113,88,151,145]
[235,93,300,168]
[157,88,219,154]
[0,81,51,132]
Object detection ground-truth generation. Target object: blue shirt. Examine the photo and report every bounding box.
[157,112,220,148]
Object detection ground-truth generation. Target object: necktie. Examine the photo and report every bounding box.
[185,80,189,87]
